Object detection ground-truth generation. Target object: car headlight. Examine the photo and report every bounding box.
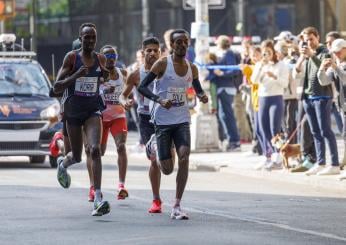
[40,102,60,119]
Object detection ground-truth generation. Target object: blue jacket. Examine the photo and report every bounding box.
[210,50,242,89]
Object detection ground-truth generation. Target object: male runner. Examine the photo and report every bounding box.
[53,23,110,216]
[138,29,208,219]
[120,37,163,213]
[98,45,129,200]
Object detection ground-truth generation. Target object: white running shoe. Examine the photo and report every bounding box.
[339,172,346,181]
[91,200,110,216]
[305,164,325,176]
[170,206,189,220]
[317,166,340,176]
[254,157,271,170]
[264,161,283,171]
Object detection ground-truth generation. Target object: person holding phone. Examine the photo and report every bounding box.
[318,38,346,179]
[251,40,289,170]
[295,26,340,176]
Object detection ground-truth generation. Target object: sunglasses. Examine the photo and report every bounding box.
[104,53,118,60]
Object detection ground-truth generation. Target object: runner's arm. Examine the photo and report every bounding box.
[119,69,139,108]
[137,59,165,102]
[191,64,206,97]
[53,52,77,93]
[191,64,208,104]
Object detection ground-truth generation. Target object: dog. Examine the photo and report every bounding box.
[271,133,301,169]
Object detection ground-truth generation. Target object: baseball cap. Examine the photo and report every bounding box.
[330,38,346,53]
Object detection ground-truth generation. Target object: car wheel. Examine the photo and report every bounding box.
[49,155,58,168]
[29,155,46,164]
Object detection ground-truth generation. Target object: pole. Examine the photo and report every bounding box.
[194,0,209,115]
[336,0,340,31]
[29,0,37,52]
[142,0,150,39]
[319,0,325,39]
[191,0,220,152]
[237,0,244,36]
[0,20,5,34]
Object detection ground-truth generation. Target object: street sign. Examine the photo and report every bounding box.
[183,0,226,10]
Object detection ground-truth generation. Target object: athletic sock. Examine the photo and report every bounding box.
[95,189,102,203]
[153,195,160,201]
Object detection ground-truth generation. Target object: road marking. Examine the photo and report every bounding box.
[102,191,346,243]
[64,181,346,242]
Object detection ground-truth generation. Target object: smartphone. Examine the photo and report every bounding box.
[325,53,331,59]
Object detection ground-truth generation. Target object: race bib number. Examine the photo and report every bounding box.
[74,77,98,97]
[167,87,187,107]
[104,86,122,105]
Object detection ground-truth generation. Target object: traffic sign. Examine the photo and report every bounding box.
[183,0,226,10]
[0,0,15,20]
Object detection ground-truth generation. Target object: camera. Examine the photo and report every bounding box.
[325,53,331,59]
[302,41,308,48]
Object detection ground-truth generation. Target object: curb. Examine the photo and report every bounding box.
[220,166,346,194]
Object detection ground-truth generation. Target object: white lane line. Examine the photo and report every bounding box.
[67,183,346,243]
[184,206,346,242]
[111,192,346,243]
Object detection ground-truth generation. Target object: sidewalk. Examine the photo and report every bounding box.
[189,141,346,194]
[125,132,346,193]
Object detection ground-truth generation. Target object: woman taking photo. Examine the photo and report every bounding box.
[251,40,289,170]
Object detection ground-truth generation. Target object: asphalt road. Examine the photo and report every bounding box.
[1,144,346,245]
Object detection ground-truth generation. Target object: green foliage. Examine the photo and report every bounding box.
[38,0,69,18]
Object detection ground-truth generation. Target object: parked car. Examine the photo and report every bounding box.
[0,34,62,167]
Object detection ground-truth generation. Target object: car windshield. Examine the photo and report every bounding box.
[0,63,50,96]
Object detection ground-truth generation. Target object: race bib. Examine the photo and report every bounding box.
[104,85,122,105]
[74,77,98,97]
[167,87,187,107]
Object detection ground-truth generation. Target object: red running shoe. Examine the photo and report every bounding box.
[89,186,103,202]
[117,186,129,200]
[88,186,95,202]
[49,131,63,157]
[148,199,162,213]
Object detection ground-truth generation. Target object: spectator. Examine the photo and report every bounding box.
[241,38,253,65]
[295,27,340,176]
[162,29,174,56]
[325,31,343,134]
[210,35,242,151]
[206,53,228,145]
[251,40,289,170]
[275,41,299,143]
[290,39,317,173]
[241,46,264,156]
[317,38,346,179]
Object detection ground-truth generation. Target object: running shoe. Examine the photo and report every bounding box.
[146,134,157,161]
[89,186,103,202]
[170,206,189,220]
[88,186,95,202]
[57,156,71,189]
[117,186,129,200]
[148,199,162,213]
[91,200,110,216]
[49,131,63,157]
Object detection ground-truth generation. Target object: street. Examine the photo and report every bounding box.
[1,133,346,245]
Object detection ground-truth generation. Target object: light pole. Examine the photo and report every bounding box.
[190,0,220,152]
[29,0,37,52]
[142,0,150,39]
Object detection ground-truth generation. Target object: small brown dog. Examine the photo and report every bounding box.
[271,133,301,169]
